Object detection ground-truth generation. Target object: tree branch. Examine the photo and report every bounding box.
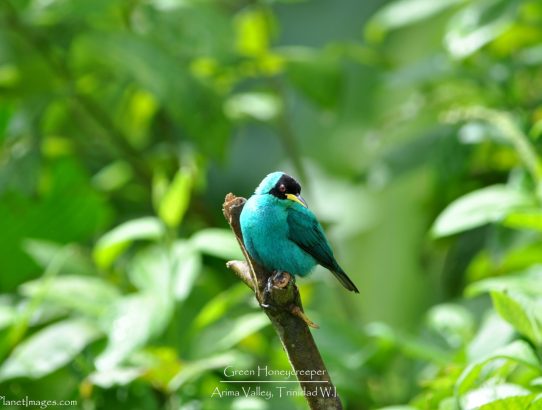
[222,193,343,410]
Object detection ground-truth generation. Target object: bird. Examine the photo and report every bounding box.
[239,171,359,293]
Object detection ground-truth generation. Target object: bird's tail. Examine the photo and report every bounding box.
[332,268,359,293]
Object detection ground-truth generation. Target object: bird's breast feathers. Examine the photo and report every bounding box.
[243,195,288,234]
[240,195,316,275]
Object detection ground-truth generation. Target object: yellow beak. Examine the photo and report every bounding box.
[286,193,307,208]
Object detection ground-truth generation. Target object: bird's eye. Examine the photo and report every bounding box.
[279,184,286,193]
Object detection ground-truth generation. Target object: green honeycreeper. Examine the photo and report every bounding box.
[240,172,359,293]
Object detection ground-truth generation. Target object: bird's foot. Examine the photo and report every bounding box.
[260,271,289,311]
[271,270,292,288]
[260,270,291,310]
[259,271,319,329]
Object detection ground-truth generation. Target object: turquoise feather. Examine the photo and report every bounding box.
[240,172,359,293]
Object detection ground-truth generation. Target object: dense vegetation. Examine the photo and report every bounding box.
[2,0,542,409]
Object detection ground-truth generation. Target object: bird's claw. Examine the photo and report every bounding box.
[259,302,278,311]
[261,274,278,310]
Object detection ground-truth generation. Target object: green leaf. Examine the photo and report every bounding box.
[431,185,534,237]
[479,394,542,410]
[466,266,542,298]
[129,347,182,391]
[88,367,143,388]
[467,312,514,362]
[0,319,101,381]
[366,322,450,365]
[438,397,459,410]
[366,0,465,43]
[95,293,173,370]
[224,92,281,122]
[23,239,68,268]
[503,210,542,232]
[93,217,165,269]
[462,384,532,410]
[234,8,270,56]
[426,304,474,348]
[456,340,540,395]
[445,0,521,59]
[92,161,133,192]
[193,283,250,330]
[194,312,270,358]
[466,245,542,284]
[0,304,16,331]
[20,275,120,317]
[152,171,169,214]
[171,241,202,302]
[191,228,243,260]
[157,168,192,229]
[215,312,269,351]
[23,239,94,276]
[491,290,542,344]
[530,119,542,140]
[128,246,171,295]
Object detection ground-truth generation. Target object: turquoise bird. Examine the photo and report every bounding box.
[240,172,359,293]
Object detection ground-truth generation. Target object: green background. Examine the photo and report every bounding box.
[2,0,542,409]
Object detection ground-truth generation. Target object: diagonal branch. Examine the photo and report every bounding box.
[222,193,343,410]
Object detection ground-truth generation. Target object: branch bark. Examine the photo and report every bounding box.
[222,193,343,410]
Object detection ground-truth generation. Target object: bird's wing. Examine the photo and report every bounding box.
[286,207,338,271]
[287,207,359,292]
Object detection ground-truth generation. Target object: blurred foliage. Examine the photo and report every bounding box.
[2,0,542,409]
